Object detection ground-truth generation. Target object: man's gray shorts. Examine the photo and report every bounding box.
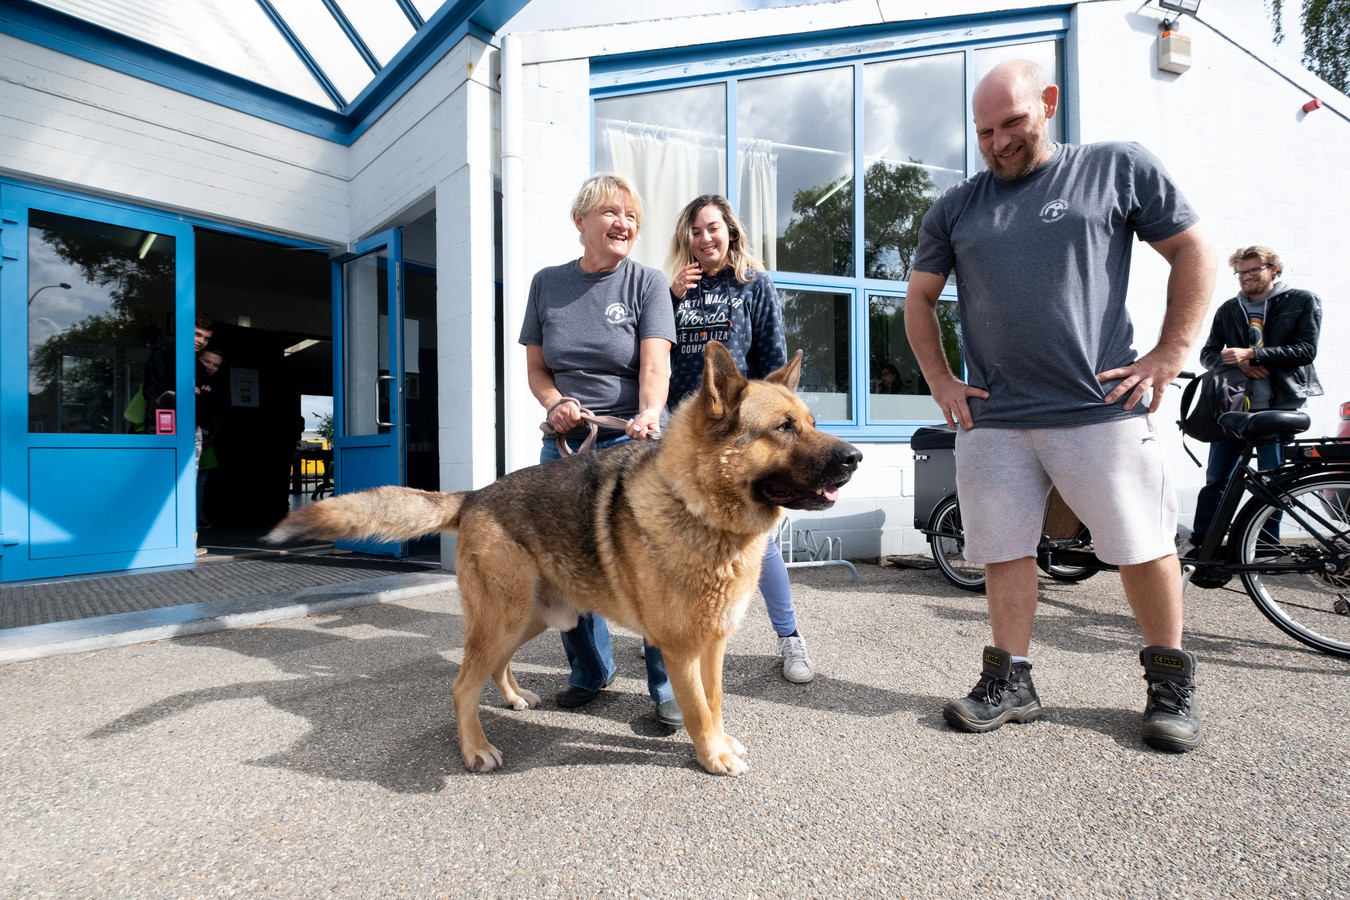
[954,416,1178,566]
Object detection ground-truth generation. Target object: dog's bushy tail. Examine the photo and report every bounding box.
[264,486,465,545]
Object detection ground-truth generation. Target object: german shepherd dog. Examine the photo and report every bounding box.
[266,342,861,776]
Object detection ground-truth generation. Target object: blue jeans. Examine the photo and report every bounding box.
[759,535,797,637]
[1191,437,1284,546]
[543,435,674,704]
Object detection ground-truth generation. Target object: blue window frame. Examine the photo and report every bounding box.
[590,11,1069,440]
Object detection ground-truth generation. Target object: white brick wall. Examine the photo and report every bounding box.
[0,33,348,242]
[1074,3,1350,523]
[4,1,1345,565]
[511,0,1350,560]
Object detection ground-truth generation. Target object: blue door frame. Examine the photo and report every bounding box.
[331,229,407,557]
[0,182,197,583]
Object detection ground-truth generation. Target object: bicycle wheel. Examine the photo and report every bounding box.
[1037,525,1099,582]
[1042,560,1099,582]
[1232,473,1350,658]
[929,496,986,592]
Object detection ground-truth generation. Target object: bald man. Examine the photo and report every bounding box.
[904,59,1216,753]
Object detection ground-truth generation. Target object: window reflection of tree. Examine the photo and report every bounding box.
[778,160,937,280]
[779,161,964,403]
[29,218,174,435]
[869,294,961,396]
[780,289,847,395]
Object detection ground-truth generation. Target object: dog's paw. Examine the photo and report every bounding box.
[698,749,749,777]
[462,744,503,773]
[504,689,541,710]
[723,734,746,758]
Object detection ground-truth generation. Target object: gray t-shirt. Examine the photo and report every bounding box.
[519,257,676,434]
[913,141,1199,428]
[1242,292,1274,410]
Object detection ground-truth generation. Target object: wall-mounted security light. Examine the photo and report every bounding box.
[1157,0,1200,74]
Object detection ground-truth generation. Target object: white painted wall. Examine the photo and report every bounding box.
[1073,2,1350,526]
[0,33,349,242]
[4,0,1344,566]
[345,38,501,500]
[506,0,1350,561]
[504,57,596,476]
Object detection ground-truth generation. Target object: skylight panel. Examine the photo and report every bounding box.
[33,0,335,108]
[333,0,416,67]
[267,0,375,105]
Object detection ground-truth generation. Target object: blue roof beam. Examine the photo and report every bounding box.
[320,0,381,75]
[394,0,425,30]
[254,0,347,110]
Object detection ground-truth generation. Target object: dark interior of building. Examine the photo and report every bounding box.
[192,228,439,555]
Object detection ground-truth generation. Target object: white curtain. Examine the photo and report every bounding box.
[737,139,778,271]
[601,121,778,275]
[603,122,722,272]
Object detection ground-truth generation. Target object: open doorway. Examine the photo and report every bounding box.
[192,226,439,557]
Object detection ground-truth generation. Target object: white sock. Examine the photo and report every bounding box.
[1012,655,1031,665]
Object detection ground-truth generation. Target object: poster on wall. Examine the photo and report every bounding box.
[230,368,260,407]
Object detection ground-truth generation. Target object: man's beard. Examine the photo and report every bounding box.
[983,131,1048,181]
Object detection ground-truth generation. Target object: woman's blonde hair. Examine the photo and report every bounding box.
[571,172,644,237]
[665,194,763,286]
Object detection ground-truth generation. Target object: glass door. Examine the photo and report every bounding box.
[0,182,195,582]
[331,229,406,556]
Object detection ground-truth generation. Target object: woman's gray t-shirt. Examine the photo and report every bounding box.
[519,257,676,431]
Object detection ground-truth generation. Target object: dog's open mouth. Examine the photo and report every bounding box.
[756,477,849,510]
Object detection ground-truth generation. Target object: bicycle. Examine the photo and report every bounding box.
[913,386,1350,659]
[912,426,1098,592]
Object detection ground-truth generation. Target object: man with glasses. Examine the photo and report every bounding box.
[1182,247,1324,557]
[905,59,1215,753]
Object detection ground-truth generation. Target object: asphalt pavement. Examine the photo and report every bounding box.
[3,559,1347,899]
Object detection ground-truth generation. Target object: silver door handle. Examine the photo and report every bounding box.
[376,375,395,427]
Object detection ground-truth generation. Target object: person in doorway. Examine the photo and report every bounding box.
[518,172,680,726]
[194,315,213,354]
[191,315,216,556]
[1182,246,1323,556]
[195,344,226,532]
[903,59,1216,752]
[666,193,815,684]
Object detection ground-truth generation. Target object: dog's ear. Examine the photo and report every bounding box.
[763,349,803,392]
[700,340,748,421]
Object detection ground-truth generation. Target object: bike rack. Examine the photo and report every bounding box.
[774,517,859,581]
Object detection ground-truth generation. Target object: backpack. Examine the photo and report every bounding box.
[1178,365,1250,443]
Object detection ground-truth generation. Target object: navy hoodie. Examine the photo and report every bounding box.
[668,266,788,406]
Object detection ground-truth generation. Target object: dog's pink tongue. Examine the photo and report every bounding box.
[822,484,840,502]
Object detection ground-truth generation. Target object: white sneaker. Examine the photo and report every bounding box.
[1177,539,1198,559]
[777,634,815,684]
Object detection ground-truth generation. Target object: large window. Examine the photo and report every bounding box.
[593,23,1065,437]
[27,210,177,435]
[862,53,966,283]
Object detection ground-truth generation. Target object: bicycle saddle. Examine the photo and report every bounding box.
[1217,409,1310,443]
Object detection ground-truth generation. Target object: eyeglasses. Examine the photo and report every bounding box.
[1235,264,1270,278]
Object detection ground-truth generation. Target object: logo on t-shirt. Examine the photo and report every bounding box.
[1039,199,1068,224]
[604,302,630,325]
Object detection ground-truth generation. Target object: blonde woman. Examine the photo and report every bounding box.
[666,194,814,683]
[519,172,680,724]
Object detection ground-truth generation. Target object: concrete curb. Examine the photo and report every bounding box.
[0,571,457,664]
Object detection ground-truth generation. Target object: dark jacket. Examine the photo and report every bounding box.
[667,267,787,406]
[1198,285,1323,408]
